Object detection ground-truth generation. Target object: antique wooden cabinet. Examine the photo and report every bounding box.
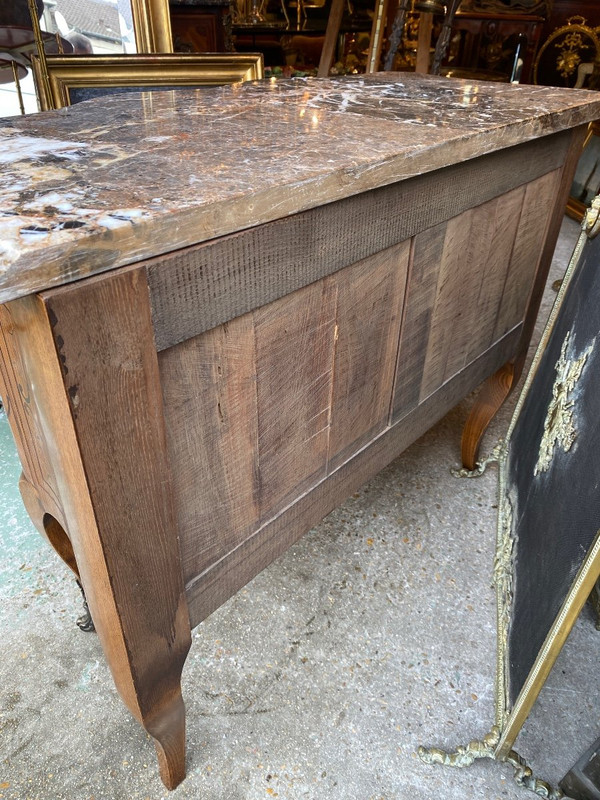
[1,74,599,788]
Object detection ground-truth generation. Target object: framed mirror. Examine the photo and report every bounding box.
[38,0,173,55]
[31,52,264,110]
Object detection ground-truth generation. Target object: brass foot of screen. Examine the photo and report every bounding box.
[505,749,564,799]
[418,729,564,799]
[451,440,506,479]
[418,726,500,767]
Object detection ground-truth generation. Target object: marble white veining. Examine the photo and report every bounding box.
[0,133,88,164]
[1,73,600,303]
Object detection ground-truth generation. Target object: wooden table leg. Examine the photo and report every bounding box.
[461,361,517,470]
[1,270,192,790]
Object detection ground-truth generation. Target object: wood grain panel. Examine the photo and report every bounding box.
[393,185,528,420]
[159,315,260,584]
[493,169,562,340]
[0,305,63,521]
[186,324,522,627]
[462,186,525,365]
[392,221,445,419]
[441,188,525,381]
[147,133,570,351]
[418,208,478,400]
[328,241,410,470]
[255,278,337,520]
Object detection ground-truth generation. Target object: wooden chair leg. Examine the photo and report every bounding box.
[460,361,517,470]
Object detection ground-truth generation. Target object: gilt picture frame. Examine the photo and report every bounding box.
[31,53,265,111]
[129,0,174,53]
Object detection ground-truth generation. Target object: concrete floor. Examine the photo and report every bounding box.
[0,216,598,800]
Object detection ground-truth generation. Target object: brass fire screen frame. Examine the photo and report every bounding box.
[494,196,600,759]
[420,196,600,797]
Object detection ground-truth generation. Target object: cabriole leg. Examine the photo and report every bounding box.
[461,362,517,470]
[4,270,192,789]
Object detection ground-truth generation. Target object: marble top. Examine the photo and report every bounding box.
[2,73,600,303]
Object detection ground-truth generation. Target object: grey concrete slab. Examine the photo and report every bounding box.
[0,216,597,800]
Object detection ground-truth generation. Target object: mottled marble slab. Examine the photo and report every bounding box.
[1,73,600,303]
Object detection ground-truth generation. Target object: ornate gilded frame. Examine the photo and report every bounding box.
[533,16,600,87]
[26,0,172,55]
[31,53,264,111]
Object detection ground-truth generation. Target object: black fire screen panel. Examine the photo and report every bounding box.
[420,197,600,792]
[495,200,600,756]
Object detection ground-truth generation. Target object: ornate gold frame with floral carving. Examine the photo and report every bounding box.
[31,53,264,111]
[533,15,600,87]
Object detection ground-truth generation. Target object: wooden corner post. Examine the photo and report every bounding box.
[2,268,192,789]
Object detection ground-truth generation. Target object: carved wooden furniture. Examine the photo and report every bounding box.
[383,7,543,80]
[1,74,599,789]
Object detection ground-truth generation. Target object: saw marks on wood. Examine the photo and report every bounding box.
[160,242,411,586]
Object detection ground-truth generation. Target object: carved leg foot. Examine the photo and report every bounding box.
[505,749,564,799]
[146,692,187,790]
[461,362,517,470]
[75,579,95,632]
